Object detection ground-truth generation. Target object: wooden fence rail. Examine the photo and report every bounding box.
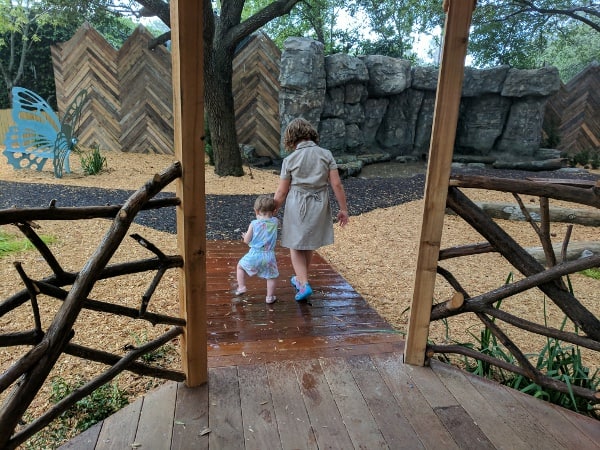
[427,175,600,409]
[0,163,184,449]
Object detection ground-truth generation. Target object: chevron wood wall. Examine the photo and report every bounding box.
[233,32,281,159]
[52,25,281,158]
[52,23,121,153]
[545,62,600,154]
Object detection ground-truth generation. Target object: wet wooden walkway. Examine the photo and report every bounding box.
[60,241,600,450]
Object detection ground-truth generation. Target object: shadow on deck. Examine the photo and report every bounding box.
[60,241,599,449]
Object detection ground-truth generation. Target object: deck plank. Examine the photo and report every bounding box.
[347,354,423,449]
[134,381,177,450]
[267,360,317,449]
[460,367,565,450]
[171,382,209,449]
[434,405,496,450]
[371,354,459,450]
[208,366,244,450]
[57,421,101,450]
[505,384,600,449]
[58,240,599,450]
[95,400,142,450]
[238,364,281,450]
[319,356,389,449]
[430,360,531,449]
[292,359,355,449]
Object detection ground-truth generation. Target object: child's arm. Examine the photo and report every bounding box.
[241,223,253,244]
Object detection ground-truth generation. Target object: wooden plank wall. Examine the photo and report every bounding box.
[118,26,174,154]
[233,32,281,160]
[545,62,600,154]
[51,23,121,153]
[52,25,281,157]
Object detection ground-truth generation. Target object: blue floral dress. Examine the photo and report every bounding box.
[238,217,279,279]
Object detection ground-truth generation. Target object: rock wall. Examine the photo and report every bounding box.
[279,37,561,162]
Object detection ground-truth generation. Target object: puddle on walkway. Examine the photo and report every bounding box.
[359,161,427,179]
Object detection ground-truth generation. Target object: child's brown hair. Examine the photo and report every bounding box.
[254,194,276,214]
[283,118,319,150]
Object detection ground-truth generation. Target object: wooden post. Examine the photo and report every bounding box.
[404,0,476,366]
[170,0,208,385]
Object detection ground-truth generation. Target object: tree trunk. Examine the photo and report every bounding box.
[205,45,244,177]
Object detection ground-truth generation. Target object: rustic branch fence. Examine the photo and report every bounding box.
[427,175,600,407]
[0,163,184,449]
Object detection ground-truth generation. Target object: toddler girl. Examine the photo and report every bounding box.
[235,194,279,304]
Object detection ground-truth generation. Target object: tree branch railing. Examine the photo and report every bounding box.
[427,175,600,410]
[0,162,187,449]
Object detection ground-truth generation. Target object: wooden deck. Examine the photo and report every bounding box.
[60,241,600,450]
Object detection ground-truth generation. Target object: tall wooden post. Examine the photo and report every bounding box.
[170,0,207,385]
[404,0,476,366]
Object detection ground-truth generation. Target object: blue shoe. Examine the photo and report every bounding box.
[290,276,300,292]
[295,282,313,302]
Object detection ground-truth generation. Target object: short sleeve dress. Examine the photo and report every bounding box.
[280,141,338,250]
[238,217,279,279]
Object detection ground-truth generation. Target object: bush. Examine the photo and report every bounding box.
[25,377,129,449]
[79,145,107,175]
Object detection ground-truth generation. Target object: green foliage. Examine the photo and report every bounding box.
[442,291,600,419]
[566,149,600,169]
[129,331,177,365]
[539,23,600,82]
[0,229,55,258]
[506,321,599,416]
[25,376,129,449]
[580,267,600,280]
[79,144,107,175]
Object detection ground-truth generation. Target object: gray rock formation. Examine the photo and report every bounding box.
[278,38,561,163]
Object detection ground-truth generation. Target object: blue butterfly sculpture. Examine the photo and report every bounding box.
[3,87,88,178]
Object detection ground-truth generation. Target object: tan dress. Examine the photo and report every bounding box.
[280,141,338,250]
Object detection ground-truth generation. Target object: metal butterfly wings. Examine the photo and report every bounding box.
[3,87,88,178]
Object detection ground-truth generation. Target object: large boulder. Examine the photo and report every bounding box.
[279,37,326,90]
[411,66,438,91]
[501,67,561,97]
[279,37,326,142]
[318,118,346,153]
[360,98,389,149]
[495,97,548,156]
[360,55,412,96]
[457,95,511,154]
[325,54,369,88]
[376,89,424,155]
[413,91,436,156]
[462,66,510,97]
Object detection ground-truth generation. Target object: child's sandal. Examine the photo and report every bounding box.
[266,295,277,304]
[235,287,247,295]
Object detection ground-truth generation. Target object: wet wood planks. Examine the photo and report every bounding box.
[59,241,600,450]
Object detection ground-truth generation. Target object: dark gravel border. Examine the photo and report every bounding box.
[1,166,597,240]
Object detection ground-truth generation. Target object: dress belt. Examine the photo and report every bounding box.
[290,185,326,221]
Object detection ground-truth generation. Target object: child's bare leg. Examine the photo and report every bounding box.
[266,278,276,297]
[236,264,247,294]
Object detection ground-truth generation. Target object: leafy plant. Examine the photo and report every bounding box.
[435,273,599,419]
[129,331,176,364]
[25,377,129,449]
[79,144,107,175]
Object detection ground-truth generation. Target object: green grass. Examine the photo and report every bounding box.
[0,230,55,258]
[580,267,600,280]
